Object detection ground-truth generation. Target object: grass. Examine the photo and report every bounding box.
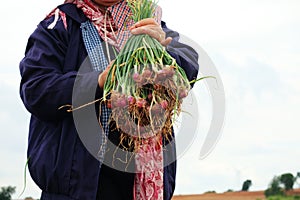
[267,195,300,200]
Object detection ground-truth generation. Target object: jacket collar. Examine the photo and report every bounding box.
[58,3,88,24]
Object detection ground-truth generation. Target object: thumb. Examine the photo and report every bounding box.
[161,37,172,47]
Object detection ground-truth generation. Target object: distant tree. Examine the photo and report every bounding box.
[279,173,295,191]
[204,190,216,194]
[0,186,16,200]
[264,176,284,197]
[242,179,252,191]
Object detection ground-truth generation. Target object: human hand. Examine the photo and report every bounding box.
[98,62,113,89]
[130,18,172,46]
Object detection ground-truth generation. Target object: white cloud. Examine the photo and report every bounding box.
[174,52,300,194]
[160,0,300,43]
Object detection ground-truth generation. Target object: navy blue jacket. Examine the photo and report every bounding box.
[19,3,199,200]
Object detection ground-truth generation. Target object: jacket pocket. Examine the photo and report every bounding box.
[28,117,76,195]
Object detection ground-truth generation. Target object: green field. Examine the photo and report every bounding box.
[265,195,300,200]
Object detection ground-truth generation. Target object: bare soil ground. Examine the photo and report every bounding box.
[172,189,300,200]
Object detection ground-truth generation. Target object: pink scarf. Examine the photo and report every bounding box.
[134,135,164,200]
[48,1,164,199]
[49,0,161,50]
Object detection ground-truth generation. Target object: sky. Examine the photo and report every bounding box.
[1,0,300,199]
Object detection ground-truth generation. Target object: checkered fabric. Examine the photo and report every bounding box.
[48,0,162,50]
[108,1,133,50]
[109,0,162,50]
[81,20,111,162]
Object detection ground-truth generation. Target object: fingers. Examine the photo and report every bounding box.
[131,25,161,38]
[98,62,113,88]
[161,37,172,47]
[130,18,173,46]
[106,62,113,71]
[130,18,158,30]
[131,27,172,47]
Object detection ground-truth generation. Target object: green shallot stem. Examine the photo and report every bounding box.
[189,76,216,84]
[18,157,30,198]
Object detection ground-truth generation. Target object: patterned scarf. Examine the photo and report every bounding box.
[49,0,161,51]
[48,1,164,199]
[71,0,120,48]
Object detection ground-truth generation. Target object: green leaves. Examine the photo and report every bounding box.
[0,186,16,200]
[127,0,158,22]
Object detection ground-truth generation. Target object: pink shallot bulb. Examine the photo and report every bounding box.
[160,100,168,109]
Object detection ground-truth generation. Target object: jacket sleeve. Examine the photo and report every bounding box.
[161,21,199,86]
[19,16,102,122]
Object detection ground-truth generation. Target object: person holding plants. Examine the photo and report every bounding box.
[19,0,199,200]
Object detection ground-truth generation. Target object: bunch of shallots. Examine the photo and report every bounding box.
[102,0,191,144]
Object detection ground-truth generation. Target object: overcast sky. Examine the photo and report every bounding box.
[1,0,300,199]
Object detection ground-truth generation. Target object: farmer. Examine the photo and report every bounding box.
[19,0,199,199]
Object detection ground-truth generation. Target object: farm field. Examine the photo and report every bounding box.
[172,189,300,200]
